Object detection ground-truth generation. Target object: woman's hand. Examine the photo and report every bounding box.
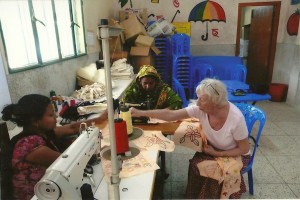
[203,144,218,156]
[130,107,142,117]
[94,109,108,123]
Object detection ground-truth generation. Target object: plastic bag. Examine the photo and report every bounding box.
[147,18,174,37]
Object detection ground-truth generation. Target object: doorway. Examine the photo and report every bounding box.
[235,2,281,85]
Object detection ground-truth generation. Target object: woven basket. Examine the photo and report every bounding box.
[77,76,94,87]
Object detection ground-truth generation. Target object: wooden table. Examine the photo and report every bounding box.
[96,120,181,135]
[133,122,180,135]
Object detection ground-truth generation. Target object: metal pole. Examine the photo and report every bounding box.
[99,20,120,200]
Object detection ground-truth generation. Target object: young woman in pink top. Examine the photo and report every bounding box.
[1,94,107,200]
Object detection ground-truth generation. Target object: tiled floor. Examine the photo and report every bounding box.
[161,101,300,199]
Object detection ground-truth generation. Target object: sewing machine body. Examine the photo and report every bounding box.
[34,126,102,200]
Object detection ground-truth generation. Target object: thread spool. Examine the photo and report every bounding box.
[57,95,63,105]
[120,105,133,135]
[52,101,58,112]
[70,99,76,107]
[114,118,129,154]
[50,90,56,97]
[59,103,69,116]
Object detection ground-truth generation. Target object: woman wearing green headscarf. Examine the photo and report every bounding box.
[121,65,183,110]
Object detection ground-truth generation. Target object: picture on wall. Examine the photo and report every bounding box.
[188,0,226,41]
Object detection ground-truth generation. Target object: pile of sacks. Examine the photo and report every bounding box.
[74,59,134,101]
[76,58,134,86]
[111,58,134,79]
[76,62,115,88]
[72,83,105,101]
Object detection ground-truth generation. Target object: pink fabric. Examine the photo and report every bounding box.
[12,135,47,200]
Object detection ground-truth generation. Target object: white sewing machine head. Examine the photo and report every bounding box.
[34,125,102,200]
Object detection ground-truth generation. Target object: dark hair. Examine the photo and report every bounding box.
[1,94,51,127]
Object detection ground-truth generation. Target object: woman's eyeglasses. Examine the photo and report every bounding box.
[202,82,219,95]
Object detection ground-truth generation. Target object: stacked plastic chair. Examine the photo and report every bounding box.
[172,78,189,107]
[154,36,172,85]
[190,61,214,99]
[171,34,193,99]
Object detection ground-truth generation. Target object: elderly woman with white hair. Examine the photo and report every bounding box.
[130,78,250,199]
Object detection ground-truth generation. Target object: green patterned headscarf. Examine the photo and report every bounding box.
[136,65,161,82]
[121,65,183,110]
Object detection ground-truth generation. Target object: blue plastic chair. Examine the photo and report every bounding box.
[235,103,266,195]
[230,64,247,82]
[191,63,214,99]
[172,78,189,107]
[171,33,191,56]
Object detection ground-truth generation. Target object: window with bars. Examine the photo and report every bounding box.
[0,0,86,73]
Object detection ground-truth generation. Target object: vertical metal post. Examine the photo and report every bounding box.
[99,19,120,200]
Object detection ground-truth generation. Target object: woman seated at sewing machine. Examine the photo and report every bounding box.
[121,64,182,115]
[1,94,107,200]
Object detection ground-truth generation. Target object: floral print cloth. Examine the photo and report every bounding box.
[11,135,47,200]
[174,121,204,152]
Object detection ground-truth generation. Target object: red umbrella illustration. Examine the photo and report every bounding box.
[188,0,226,41]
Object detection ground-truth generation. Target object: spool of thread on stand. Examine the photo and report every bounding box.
[120,105,133,135]
[114,118,129,154]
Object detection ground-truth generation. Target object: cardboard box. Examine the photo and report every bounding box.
[111,51,128,63]
[119,8,148,25]
[109,34,124,53]
[120,13,147,41]
[108,19,125,53]
[130,46,160,72]
[135,35,154,47]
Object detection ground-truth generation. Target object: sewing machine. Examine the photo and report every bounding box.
[33,124,103,200]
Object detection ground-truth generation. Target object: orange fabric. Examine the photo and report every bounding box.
[197,155,243,199]
[175,121,243,199]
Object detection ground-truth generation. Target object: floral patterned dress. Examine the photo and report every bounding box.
[11,135,47,200]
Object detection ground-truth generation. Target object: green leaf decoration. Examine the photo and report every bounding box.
[119,0,128,8]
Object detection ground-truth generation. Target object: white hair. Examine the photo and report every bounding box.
[195,78,228,106]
